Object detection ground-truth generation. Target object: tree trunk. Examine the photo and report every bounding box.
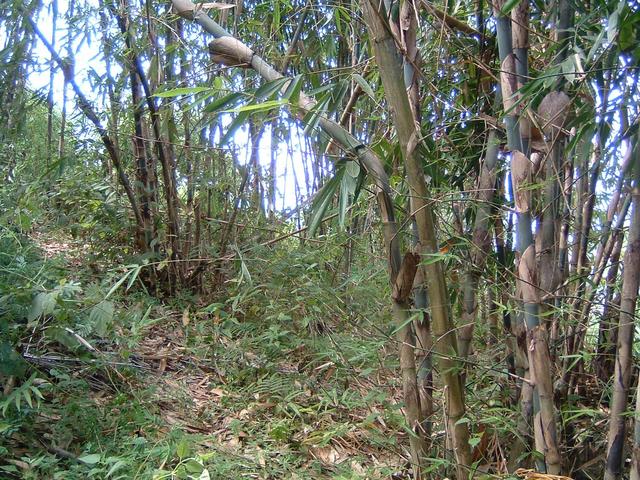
[605,160,640,480]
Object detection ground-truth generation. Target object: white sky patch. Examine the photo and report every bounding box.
[21,1,320,212]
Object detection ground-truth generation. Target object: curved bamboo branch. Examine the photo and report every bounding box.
[170,0,402,277]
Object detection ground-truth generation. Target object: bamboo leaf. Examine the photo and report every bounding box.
[126,265,142,291]
[30,386,44,400]
[78,454,101,465]
[224,99,287,114]
[338,161,359,228]
[233,245,253,285]
[254,77,290,100]
[283,74,303,105]
[351,165,367,205]
[302,93,330,135]
[339,174,351,229]
[345,160,360,178]
[390,312,420,336]
[327,80,349,115]
[607,2,623,43]
[352,73,375,100]
[307,163,346,237]
[587,29,606,63]
[105,269,133,300]
[106,460,128,478]
[203,92,244,113]
[154,86,211,98]
[500,0,521,15]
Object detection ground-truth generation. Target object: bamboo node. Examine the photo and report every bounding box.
[537,91,571,138]
[209,37,255,68]
[392,252,420,302]
[518,245,539,303]
[512,151,532,213]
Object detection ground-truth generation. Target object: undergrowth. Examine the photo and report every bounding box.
[2,219,605,479]
[0,222,422,479]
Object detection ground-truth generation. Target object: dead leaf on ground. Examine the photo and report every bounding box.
[210,387,226,397]
[158,358,167,373]
[515,469,574,480]
[308,445,346,465]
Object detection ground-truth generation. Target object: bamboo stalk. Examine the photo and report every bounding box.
[605,153,640,480]
[360,1,471,477]
[493,0,561,473]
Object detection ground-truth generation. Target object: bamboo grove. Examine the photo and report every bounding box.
[1,0,640,478]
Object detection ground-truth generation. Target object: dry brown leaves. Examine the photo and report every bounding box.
[514,469,574,480]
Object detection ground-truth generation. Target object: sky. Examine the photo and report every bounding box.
[17,1,633,221]
[23,0,317,212]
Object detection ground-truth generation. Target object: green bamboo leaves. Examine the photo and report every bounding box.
[306,158,362,237]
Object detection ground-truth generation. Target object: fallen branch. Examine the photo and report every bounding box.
[22,352,143,369]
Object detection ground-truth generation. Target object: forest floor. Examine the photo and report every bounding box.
[3,227,418,479]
